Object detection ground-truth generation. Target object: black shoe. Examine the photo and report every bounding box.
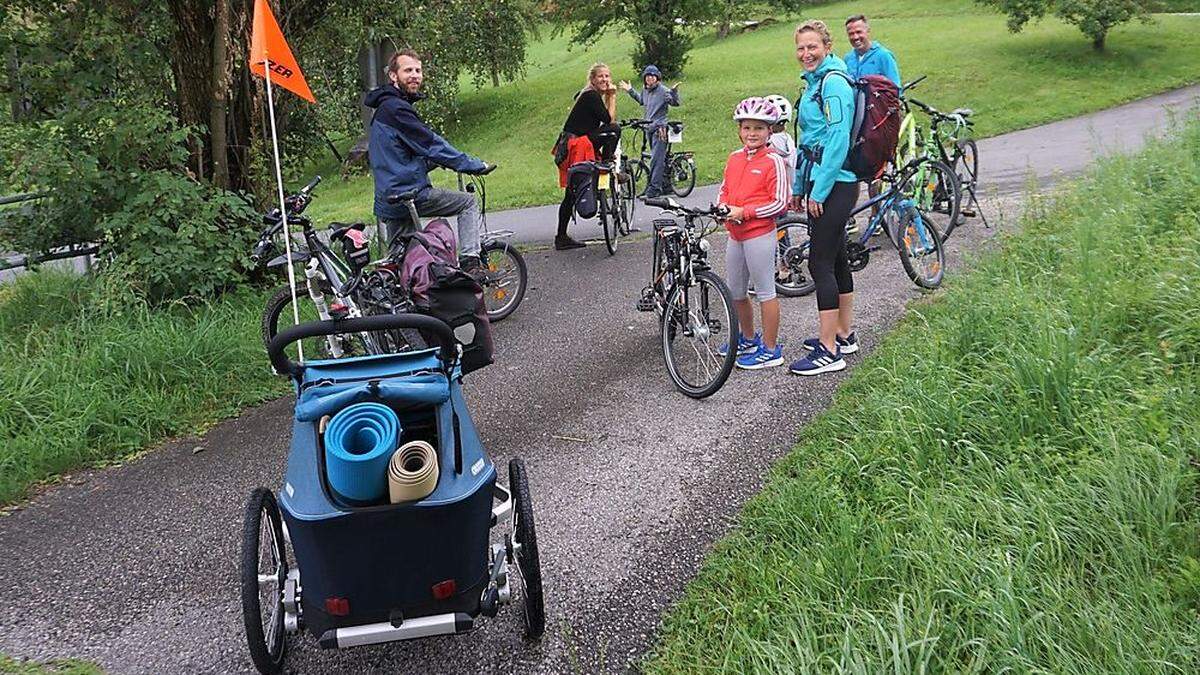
[459,255,487,281]
[555,236,586,250]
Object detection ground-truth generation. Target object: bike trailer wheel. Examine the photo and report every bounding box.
[509,458,545,639]
[241,488,288,674]
[481,242,528,323]
[661,270,738,398]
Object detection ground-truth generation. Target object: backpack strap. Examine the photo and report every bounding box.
[814,70,855,114]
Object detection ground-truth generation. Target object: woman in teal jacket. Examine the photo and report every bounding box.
[790,19,860,376]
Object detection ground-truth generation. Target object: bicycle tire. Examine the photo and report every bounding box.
[630,160,648,199]
[661,270,738,398]
[617,164,636,233]
[897,205,946,289]
[953,139,978,191]
[774,216,815,297]
[261,285,340,361]
[600,183,619,256]
[481,241,528,322]
[241,488,288,675]
[670,156,696,198]
[508,458,545,639]
[919,158,961,236]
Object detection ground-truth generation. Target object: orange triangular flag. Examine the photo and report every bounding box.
[249,0,315,103]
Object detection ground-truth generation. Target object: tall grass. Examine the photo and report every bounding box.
[0,275,284,503]
[646,121,1200,672]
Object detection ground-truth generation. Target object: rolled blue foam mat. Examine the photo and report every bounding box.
[324,402,400,504]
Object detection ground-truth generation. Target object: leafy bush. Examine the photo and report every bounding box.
[0,102,257,303]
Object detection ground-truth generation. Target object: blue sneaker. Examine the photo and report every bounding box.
[789,342,846,376]
[801,332,859,355]
[736,343,784,370]
[719,332,760,357]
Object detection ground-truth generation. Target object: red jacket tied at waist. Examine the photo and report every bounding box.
[717,147,791,241]
[557,134,597,188]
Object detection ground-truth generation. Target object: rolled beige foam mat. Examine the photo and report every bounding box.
[388,440,439,503]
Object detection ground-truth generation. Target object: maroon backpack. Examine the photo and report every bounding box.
[804,72,901,181]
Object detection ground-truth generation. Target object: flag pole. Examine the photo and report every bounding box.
[263,53,304,363]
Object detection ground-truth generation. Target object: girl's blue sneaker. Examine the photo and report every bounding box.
[736,343,784,370]
[789,342,846,376]
[719,332,760,357]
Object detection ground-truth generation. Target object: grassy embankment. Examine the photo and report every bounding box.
[645,119,1200,671]
[0,278,284,503]
[306,0,1200,222]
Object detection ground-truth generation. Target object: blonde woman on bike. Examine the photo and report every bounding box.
[554,63,619,250]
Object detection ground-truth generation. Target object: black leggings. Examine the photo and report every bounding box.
[557,186,575,238]
[808,181,858,311]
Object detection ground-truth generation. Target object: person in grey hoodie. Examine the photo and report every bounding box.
[619,64,680,198]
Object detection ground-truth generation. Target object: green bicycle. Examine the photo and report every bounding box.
[893,76,962,238]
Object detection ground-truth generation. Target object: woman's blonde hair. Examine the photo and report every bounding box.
[584,62,611,91]
[795,20,834,48]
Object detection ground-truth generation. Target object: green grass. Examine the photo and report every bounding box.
[0,274,285,504]
[0,656,100,675]
[644,119,1200,671]
[305,0,1200,223]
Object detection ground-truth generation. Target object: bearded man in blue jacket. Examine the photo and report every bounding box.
[366,49,494,272]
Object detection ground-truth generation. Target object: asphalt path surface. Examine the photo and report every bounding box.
[1,87,1197,674]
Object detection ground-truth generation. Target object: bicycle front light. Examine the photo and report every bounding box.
[698,239,711,254]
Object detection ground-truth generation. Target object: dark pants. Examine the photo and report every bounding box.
[808,181,858,311]
[557,185,576,239]
[646,128,669,197]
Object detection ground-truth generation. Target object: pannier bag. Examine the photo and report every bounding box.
[397,219,494,374]
[567,162,599,219]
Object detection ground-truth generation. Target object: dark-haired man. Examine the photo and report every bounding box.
[843,15,900,86]
[365,49,494,271]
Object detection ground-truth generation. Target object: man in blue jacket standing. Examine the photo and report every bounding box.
[619,65,680,199]
[366,49,493,272]
[843,15,900,86]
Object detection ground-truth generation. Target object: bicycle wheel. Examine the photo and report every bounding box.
[912,159,960,236]
[953,139,978,192]
[617,165,636,234]
[262,285,341,361]
[774,216,815,297]
[600,183,619,256]
[481,241,528,322]
[630,160,648,198]
[241,488,288,675]
[669,155,696,197]
[661,270,738,399]
[897,205,945,289]
[508,458,545,639]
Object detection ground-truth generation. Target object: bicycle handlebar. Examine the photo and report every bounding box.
[300,175,322,195]
[902,75,926,92]
[644,196,729,219]
[268,313,458,378]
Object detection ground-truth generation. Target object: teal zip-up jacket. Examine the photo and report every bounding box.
[794,54,856,203]
[844,42,901,86]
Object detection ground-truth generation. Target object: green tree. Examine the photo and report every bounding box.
[553,0,720,78]
[976,0,1156,51]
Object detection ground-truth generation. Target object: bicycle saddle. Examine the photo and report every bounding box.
[952,108,974,118]
[386,190,419,205]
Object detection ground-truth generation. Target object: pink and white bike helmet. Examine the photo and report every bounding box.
[733,96,780,123]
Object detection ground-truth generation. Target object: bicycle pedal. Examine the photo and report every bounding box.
[961,209,977,218]
[635,297,656,312]
[866,245,882,253]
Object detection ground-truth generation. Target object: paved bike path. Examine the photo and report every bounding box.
[0,87,1196,674]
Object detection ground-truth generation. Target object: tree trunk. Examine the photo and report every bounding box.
[1091,30,1107,51]
[210,0,231,189]
[168,0,215,181]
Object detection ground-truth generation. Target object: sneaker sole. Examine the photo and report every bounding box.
[736,356,785,370]
[789,359,847,376]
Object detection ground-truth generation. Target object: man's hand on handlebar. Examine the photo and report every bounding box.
[469,162,497,176]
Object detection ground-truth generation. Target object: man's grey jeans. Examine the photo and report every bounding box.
[377,187,482,259]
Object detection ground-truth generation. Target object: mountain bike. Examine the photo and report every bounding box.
[637,197,738,399]
[621,119,697,198]
[775,156,947,295]
[252,176,415,362]
[453,172,529,321]
[904,96,988,237]
[894,76,961,236]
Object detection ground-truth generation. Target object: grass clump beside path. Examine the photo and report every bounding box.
[0,656,100,675]
[0,275,284,504]
[307,0,1200,222]
[645,121,1200,671]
